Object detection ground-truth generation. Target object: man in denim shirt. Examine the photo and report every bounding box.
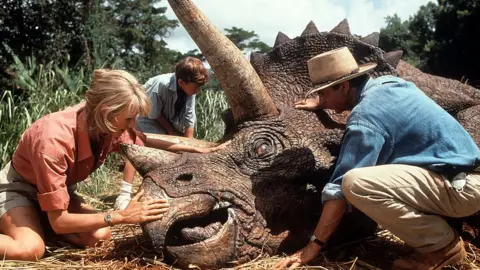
[275,47,480,270]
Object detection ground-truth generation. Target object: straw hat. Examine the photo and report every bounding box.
[305,47,377,96]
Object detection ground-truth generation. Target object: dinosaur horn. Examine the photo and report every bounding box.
[167,0,278,123]
[144,133,218,149]
[120,144,181,176]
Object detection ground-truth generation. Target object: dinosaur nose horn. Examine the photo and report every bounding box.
[168,0,278,124]
[120,144,182,176]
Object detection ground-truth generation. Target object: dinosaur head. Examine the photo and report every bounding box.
[122,108,345,268]
[120,0,407,268]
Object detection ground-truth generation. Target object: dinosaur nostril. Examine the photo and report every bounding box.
[177,173,193,181]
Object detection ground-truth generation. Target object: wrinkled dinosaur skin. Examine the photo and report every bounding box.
[122,1,480,268]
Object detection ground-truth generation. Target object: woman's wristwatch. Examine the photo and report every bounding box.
[104,213,114,226]
[310,234,327,248]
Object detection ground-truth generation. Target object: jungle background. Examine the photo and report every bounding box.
[0,0,479,269]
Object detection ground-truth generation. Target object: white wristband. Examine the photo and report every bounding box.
[119,180,133,194]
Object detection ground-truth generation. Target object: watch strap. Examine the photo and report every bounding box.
[310,235,326,248]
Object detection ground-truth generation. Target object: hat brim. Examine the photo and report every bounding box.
[305,62,377,97]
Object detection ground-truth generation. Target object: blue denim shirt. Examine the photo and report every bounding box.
[322,75,480,202]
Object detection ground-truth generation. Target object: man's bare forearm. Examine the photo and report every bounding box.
[184,127,194,138]
[313,199,347,242]
[156,116,177,135]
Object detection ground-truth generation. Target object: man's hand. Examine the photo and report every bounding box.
[294,98,322,111]
[273,199,347,269]
[273,242,321,269]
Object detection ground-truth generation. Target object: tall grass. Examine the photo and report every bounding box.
[1,54,228,199]
[0,55,87,167]
[195,89,228,142]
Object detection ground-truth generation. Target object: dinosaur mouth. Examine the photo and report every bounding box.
[140,179,237,267]
[165,207,237,265]
[164,202,233,246]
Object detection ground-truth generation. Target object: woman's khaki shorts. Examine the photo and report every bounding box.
[0,162,82,219]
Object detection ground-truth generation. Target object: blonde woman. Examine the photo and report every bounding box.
[0,69,170,261]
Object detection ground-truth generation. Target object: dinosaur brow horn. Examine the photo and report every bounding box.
[167,0,278,123]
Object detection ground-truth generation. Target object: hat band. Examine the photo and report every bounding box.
[312,67,360,87]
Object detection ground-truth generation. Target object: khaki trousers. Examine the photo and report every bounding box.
[342,164,480,253]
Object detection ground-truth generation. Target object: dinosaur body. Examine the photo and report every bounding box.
[122,1,480,268]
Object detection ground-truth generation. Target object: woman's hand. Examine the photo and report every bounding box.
[294,98,322,111]
[114,189,169,224]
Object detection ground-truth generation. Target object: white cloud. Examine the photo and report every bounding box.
[160,0,433,53]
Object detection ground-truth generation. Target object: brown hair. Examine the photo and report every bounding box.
[175,57,209,85]
[85,69,150,141]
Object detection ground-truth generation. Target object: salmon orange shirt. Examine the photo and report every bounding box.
[11,102,145,211]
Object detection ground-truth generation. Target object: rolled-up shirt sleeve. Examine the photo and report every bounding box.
[322,123,389,202]
[184,95,196,128]
[34,152,70,211]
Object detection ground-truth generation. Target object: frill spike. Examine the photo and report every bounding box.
[301,21,320,36]
[384,50,403,68]
[361,32,380,46]
[330,18,351,35]
[274,31,290,47]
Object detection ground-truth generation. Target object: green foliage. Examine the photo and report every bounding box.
[194,88,228,142]
[178,27,273,62]
[379,3,437,69]
[0,0,86,84]
[0,50,87,168]
[76,154,123,208]
[429,0,480,85]
[87,0,181,81]
[225,27,272,53]
[379,0,480,86]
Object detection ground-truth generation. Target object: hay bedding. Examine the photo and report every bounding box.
[2,191,479,270]
[2,225,479,270]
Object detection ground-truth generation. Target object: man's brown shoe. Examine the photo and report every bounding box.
[392,236,467,270]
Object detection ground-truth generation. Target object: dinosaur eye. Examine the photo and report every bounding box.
[255,142,272,157]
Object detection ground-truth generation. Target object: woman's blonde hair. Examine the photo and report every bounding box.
[85,69,150,140]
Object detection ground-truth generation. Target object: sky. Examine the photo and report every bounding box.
[159,0,434,53]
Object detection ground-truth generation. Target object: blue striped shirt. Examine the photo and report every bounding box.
[136,73,196,134]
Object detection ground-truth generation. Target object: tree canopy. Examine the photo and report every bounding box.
[1,0,478,89]
[379,0,479,88]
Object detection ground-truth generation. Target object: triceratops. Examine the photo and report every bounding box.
[121,0,480,268]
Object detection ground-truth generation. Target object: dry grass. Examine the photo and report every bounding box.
[2,221,479,270]
[2,174,479,270]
